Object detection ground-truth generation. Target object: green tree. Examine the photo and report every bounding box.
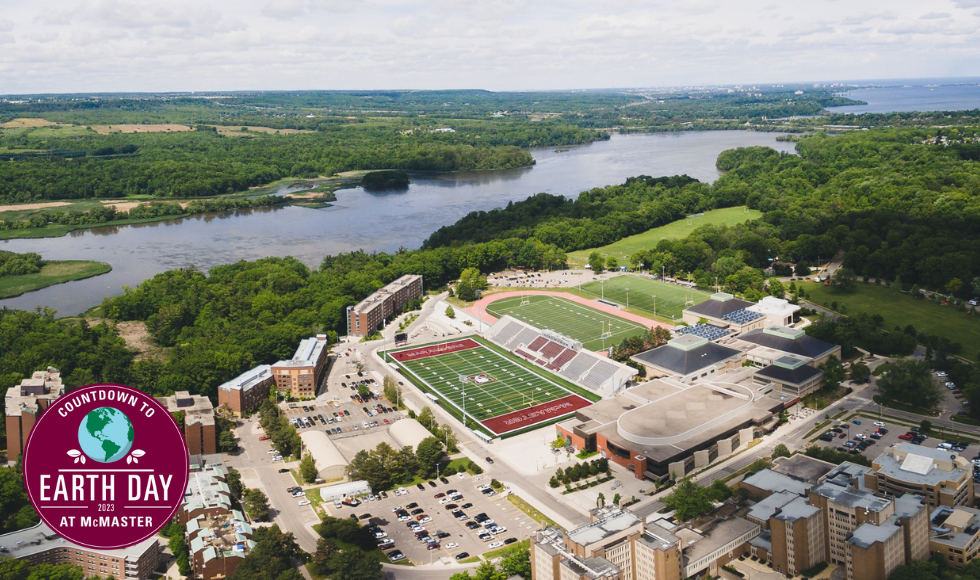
[662,478,713,521]
[328,549,383,580]
[820,356,846,390]
[23,564,85,580]
[612,493,621,506]
[311,538,337,576]
[772,443,791,459]
[767,279,785,298]
[588,252,604,273]
[300,452,318,483]
[244,489,270,521]
[606,256,619,271]
[415,437,445,478]
[500,542,532,580]
[849,362,871,383]
[597,492,605,508]
[445,305,456,319]
[226,468,245,501]
[490,478,503,490]
[418,406,436,429]
[357,384,371,400]
[878,359,941,409]
[383,375,402,408]
[920,419,933,435]
[551,435,566,449]
[218,430,238,452]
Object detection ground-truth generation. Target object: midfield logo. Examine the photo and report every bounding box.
[23,384,189,549]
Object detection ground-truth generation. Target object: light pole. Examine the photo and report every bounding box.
[600,280,605,300]
[652,295,657,318]
[625,286,629,308]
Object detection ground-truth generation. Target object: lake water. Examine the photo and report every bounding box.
[1,131,796,315]
[829,81,980,114]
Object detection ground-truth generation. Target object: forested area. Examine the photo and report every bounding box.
[0,251,43,276]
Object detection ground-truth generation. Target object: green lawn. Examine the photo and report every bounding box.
[802,282,980,362]
[486,295,647,351]
[0,260,112,299]
[567,206,762,267]
[386,336,596,437]
[576,275,710,321]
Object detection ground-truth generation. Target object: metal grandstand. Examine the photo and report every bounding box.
[674,323,730,341]
[721,308,764,324]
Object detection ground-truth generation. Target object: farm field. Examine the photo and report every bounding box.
[577,275,710,321]
[802,282,980,362]
[386,337,595,436]
[566,206,762,267]
[486,295,647,351]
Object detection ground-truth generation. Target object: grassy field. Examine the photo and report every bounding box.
[486,295,647,351]
[567,206,762,267]
[0,261,112,299]
[577,275,710,321]
[387,337,595,437]
[802,282,980,362]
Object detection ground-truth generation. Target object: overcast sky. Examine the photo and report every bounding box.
[1,0,979,94]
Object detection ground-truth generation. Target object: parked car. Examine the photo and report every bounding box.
[456,552,470,560]
[387,550,406,562]
[486,456,494,464]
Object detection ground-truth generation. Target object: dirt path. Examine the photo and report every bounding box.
[0,201,73,212]
[465,289,671,330]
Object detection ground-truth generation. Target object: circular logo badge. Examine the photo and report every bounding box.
[23,384,190,550]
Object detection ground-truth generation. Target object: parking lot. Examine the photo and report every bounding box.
[328,475,533,565]
[812,417,980,469]
[284,374,401,440]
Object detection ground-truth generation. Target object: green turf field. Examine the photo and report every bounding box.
[576,275,710,321]
[486,295,648,351]
[802,282,980,362]
[566,206,762,267]
[386,337,592,436]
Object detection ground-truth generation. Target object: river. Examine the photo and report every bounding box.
[829,80,980,114]
[1,131,796,315]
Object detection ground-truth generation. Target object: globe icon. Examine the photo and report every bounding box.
[77,407,134,463]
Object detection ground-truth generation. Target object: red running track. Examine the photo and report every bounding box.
[481,394,592,435]
[389,338,480,362]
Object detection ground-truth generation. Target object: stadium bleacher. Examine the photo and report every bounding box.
[581,360,620,392]
[675,323,730,341]
[722,308,764,324]
[540,341,565,359]
[510,328,540,350]
[560,352,599,381]
[489,320,522,346]
[528,336,548,352]
[547,348,576,371]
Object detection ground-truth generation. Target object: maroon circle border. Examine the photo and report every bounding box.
[22,383,190,550]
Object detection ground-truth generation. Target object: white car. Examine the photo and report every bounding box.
[477,484,491,491]
[873,421,885,427]
[490,526,507,534]
[292,491,306,497]
[392,506,404,513]
[398,515,411,522]
[439,497,451,504]
[374,531,388,539]
[938,371,948,377]
[488,541,504,549]
[457,473,466,479]
[377,539,394,548]
[298,500,311,506]
[419,516,432,524]
[267,450,278,454]
[272,456,282,462]
[446,542,459,549]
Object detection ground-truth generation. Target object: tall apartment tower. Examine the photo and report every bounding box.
[5,368,64,463]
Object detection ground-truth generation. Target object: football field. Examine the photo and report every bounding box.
[486,294,648,351]
[386,338,594,436]
[577,275,711,320]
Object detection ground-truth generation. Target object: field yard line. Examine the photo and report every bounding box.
[469,290,668,334]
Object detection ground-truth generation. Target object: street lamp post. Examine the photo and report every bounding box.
[625,286,629,308]
[600,280,605,300]
[652,295,657,318]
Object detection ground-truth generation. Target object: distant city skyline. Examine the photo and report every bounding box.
[1,0,979,94]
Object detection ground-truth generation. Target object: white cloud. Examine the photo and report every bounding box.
[0,0,977,93]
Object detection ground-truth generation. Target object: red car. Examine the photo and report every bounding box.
[258,436,269,441]
[434,492,445,499]
[898,434,913,440]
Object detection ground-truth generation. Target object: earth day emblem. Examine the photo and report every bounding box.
[22,384,189,549]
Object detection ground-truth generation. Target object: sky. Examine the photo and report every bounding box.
[1,0,980,94]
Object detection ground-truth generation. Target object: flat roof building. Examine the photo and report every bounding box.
[0,521,160,580]
[682,292,767,334]
[753,355,825,398]
[347,274,423,337]
[867,443,974,508]
[631,335,743,382]
[217,364,274,416]
[5,367,63,463]
[157,391,216,456]
[746,296,800,327]
[557,374,784,481]
[735,325,841,367]
[272,334,330,399]
[388,418,433,450]
[929,506,980,569]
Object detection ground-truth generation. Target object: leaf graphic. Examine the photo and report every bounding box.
[74,457,80,464]
[132,450,146,458]
[127,456,132,464]
[79,456,86,465]
[67,449,81,458]
[132,457,139,464]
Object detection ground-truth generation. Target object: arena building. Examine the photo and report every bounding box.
[556,370,787,480]
[298,430,349,480]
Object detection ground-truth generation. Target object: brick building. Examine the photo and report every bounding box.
[866,443,974,508]
[347,274,423,337]
[0,521,160,580]
[5,367,64,463]
[271,334,330,399]
[217,364,274,416]
[157,391,216,456]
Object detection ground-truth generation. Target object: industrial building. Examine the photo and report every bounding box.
[217,364,274,416]
[157,391,217,456]
[0,522,160,580]
[5,367,63,463]
[347,274,423,337]
[388,418,435,449]
[272,334,330,399]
